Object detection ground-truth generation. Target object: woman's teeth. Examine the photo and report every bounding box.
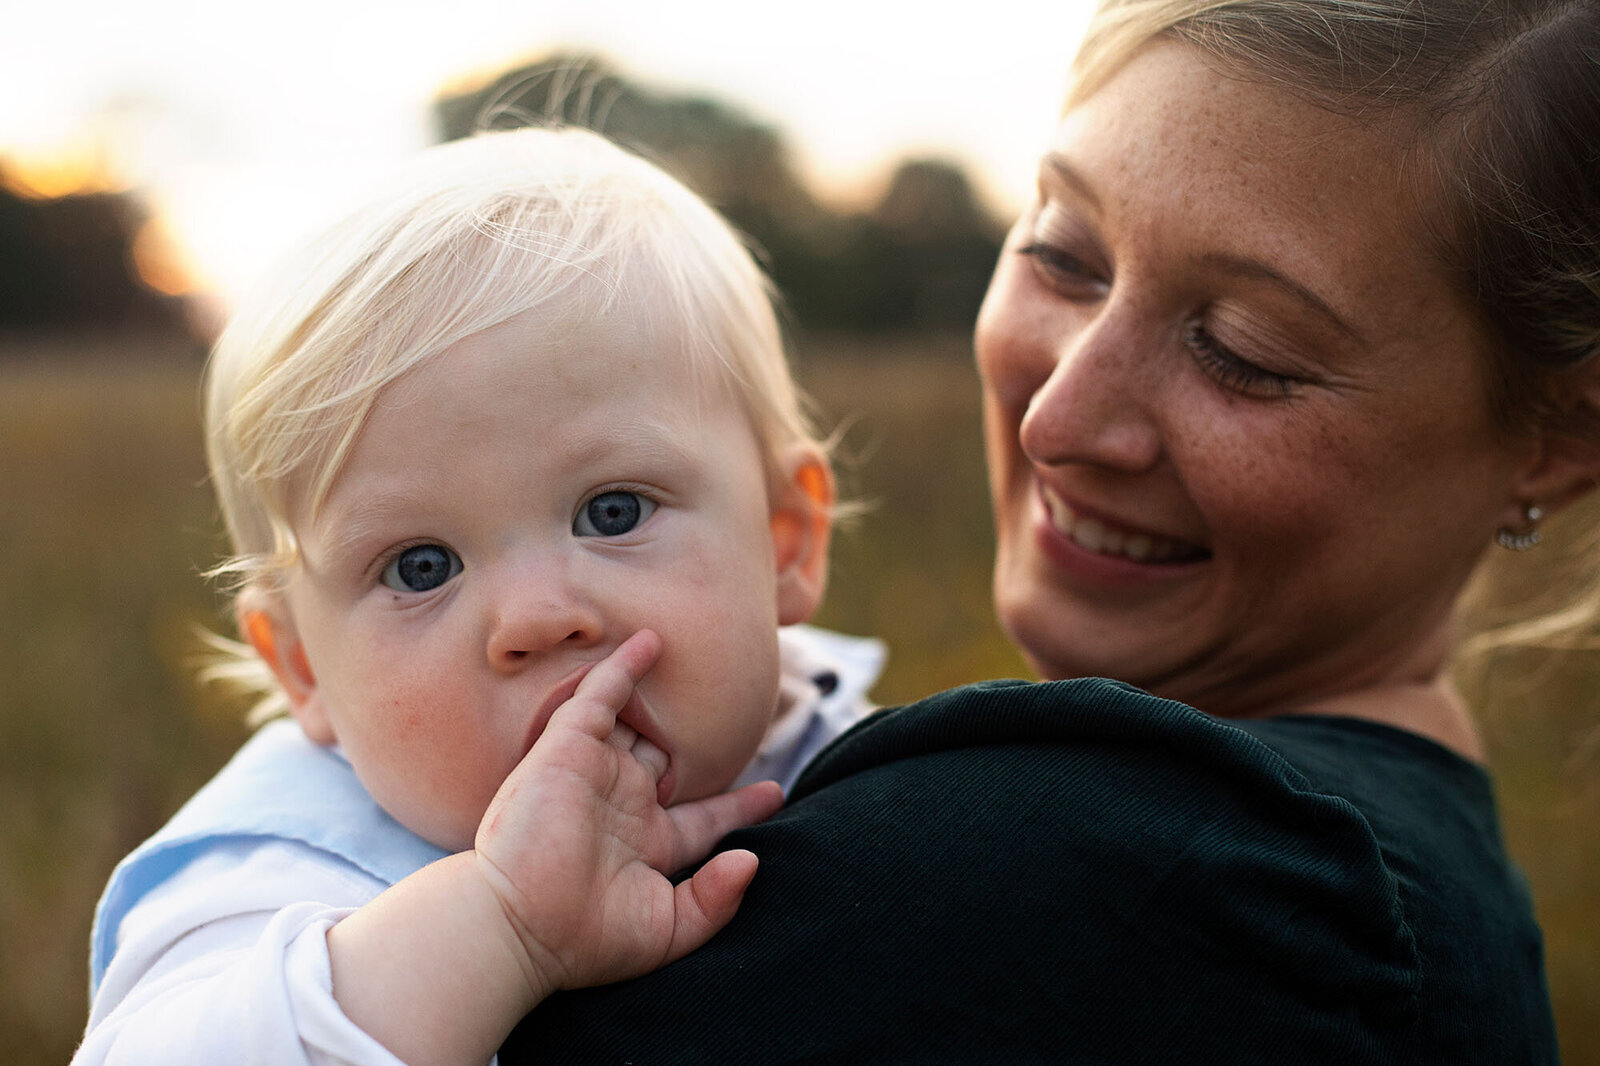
[1042,492,1201,563]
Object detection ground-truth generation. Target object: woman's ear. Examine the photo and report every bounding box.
[1504,388,1600,522]
[235,587,336,746]
[770,446,835,626]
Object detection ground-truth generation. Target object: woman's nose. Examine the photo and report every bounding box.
[485,566,604,671]
[1015,305,1163,474]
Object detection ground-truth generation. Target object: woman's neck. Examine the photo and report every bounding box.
[1275,678,1486,762]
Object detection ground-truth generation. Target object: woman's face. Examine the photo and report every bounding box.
[976,41,1539,716]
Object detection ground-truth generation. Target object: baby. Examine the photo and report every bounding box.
[77,127,881,1065]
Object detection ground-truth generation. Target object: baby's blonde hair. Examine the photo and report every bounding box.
[203,126,822,717]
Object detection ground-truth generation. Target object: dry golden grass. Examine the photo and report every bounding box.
[0,339,250,1062]
[5,330,1596,1064]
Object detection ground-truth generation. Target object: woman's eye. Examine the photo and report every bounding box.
[1017,241,1107,297]
[380,544,462,592]
[574,491,656,537]
[1184,322,1300,401]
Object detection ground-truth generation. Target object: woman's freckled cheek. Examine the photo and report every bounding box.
[1198,413,1346,533]
[1319,422,1381,487]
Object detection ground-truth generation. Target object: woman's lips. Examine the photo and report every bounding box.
[1039,487,1208,563]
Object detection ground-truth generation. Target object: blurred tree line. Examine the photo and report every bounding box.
[0,171,188,336]
[0,54,1004,341]
[435,55,1005,335]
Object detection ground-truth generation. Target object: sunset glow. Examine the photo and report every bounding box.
[1,146,128,200]
[3,1,1095,307]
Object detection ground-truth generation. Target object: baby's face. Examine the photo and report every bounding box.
[275,307,807,851]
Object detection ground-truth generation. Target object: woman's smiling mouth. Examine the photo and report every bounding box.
[1039,487,1209,564]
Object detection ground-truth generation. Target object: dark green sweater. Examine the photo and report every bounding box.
[502,678,1558,1064]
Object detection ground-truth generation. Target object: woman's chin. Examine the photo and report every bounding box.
[999,596,1171,691]
[994,544,1213,686]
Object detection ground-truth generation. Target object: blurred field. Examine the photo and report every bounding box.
[3,330,1596,1064]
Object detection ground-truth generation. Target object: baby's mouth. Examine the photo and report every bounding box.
[1041,489,1208,563]
[526,666,593,757]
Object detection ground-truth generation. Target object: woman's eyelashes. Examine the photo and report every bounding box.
[1019,208,1305,402]
[380,543,463,593]
[573,490,657,537]
[1183,321,1302,400]
[1017,240,1108,297]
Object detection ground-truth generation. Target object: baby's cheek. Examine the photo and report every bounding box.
[694,669,780,793]
[382,741,510,853]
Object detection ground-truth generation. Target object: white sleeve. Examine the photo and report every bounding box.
[72,838,408,1066]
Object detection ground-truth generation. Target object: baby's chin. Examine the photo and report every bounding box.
[376,788,487,855]
[670,745,769,806]
[401,813,478,855]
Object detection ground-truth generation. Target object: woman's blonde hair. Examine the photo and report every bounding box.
[203,126,822,717]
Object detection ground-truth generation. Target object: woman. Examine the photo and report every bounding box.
[499,0,1595,1061]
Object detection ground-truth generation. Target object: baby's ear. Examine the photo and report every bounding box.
[770,446,834,626]
[235,587,335,746]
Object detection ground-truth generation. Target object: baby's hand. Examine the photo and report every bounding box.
[471,629,784,1002]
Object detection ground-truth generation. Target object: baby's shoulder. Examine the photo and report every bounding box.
[89,721,445,992]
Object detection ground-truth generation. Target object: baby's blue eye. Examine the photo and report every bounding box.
[574,491,655,537]
[380,544,462,592]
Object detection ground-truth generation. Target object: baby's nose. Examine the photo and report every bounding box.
[485,579,603,669]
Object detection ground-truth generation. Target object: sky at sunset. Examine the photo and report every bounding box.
[1,0,1094,306]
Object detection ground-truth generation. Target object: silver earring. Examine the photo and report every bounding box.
[1495,503,1544,551]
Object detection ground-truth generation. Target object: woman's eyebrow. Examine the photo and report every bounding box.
[1196,251,1364,344]
[1047,151,1362,344]
[1041,154,1103,211]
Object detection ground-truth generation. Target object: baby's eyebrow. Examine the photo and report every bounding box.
[555,418,705,471]
[308,492,432,567]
